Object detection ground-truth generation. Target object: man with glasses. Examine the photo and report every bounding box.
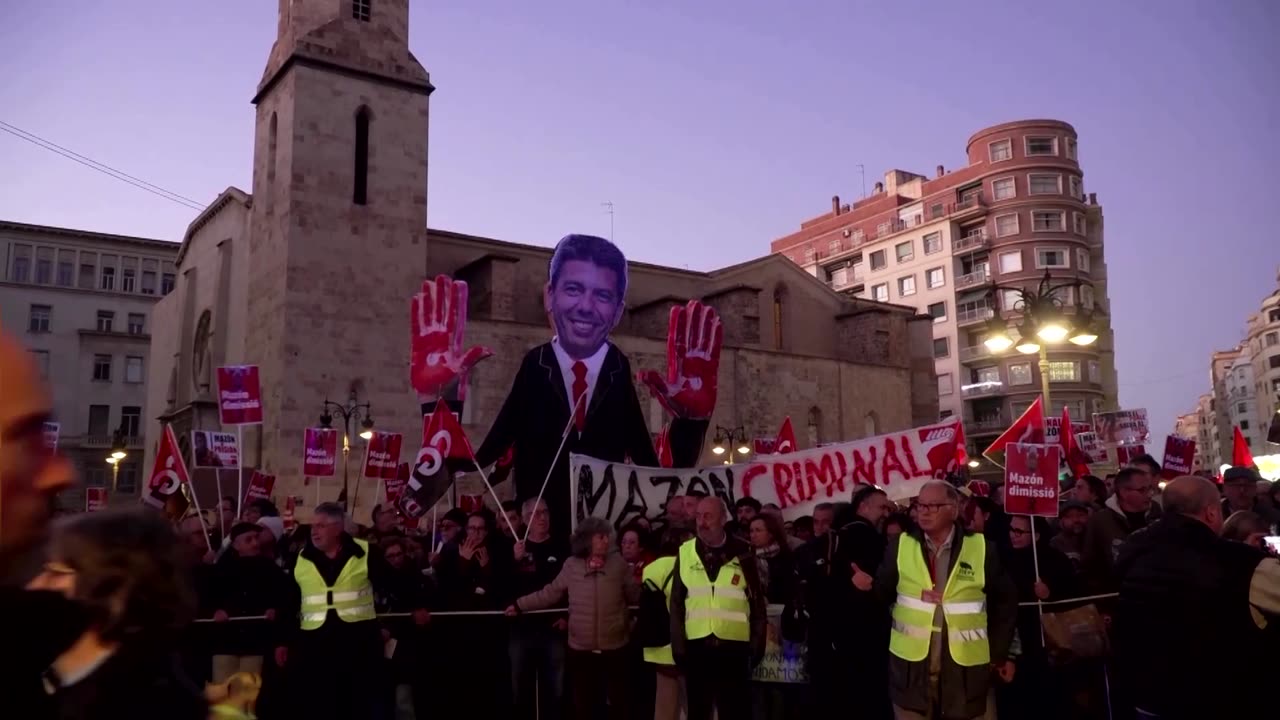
[1082,467,1159,594]
[869,481,1017,720]
[1222,466,1280,529]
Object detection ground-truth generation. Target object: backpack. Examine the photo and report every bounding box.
[636,568,675,648]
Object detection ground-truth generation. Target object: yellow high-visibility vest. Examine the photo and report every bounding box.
[642,556,677,665]
[679,539,750,643]
[294,538,376,630]
[888,532,990,667]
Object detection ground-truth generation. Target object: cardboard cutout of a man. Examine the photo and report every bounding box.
[467,234,714,534]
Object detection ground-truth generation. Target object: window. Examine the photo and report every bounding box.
[828,239,841,255]
[140,259,158,295]
[1032,211,1065,232]
[1270,355,1280,370]
[93,355,112,382]
[120,406,141,438]
[1069,176,1082,199]
[933,338,950,358]
[28,304,51,333]
[938,373,954,395]
[928,301,947,322]
[35,248,53,284]
[998,250,1023,274]
[898,275,916,297]
[100,265,115,291]
[923,232,943,255]
[870,249,887,270]
[10,244,31,281]
[876,221,891,236]
[930,203,945,220]
[128,313,145,335]
[96,311,114,333]
[992,177,1015,200]
[1241,420,1250,431]
[1066,137,1078,160]
[1047,360,1080,382]
[78,253,97,289]
[354,107,371,205]
[1076,248,1091,272]
[352,0,371,21]
[87,405,110,436]
[1036,248,1069,269]
[1008,363,1033,386]
[871,283,889,302]
[803,247,816,263]
[926,267,946,289]
[121,258,137,292]
[1073,212,1087,235]
[1049,286,1075,306]
[1266,332,1278,347]
[116,463,139,494]
[1026,136,1057,156]
[975,366,1000,384]
[895,240,914,264]
[1028,174,1061,195]
[1088,360,1100,381]
[1081,284,1095,309]
[851,228,865,243]
[125,356,144,384]
[995,214,1019,237]
[1238,403,1248,414]
[1270,309,1280,323]
[56,250,74,286]
[999,288,1022,311]
[989,139,1012,163]
[31,350,49,379]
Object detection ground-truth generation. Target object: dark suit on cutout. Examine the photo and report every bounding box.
[466,343,707,535]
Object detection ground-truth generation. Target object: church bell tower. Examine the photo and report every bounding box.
[246,0,432,510]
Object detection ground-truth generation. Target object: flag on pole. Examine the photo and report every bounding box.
[774,417,798,454]
[982,396,1046,467]
[1060,406,1091,479]
[1232,425,1255,469]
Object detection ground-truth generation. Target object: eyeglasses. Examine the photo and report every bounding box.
[916,502,956,514]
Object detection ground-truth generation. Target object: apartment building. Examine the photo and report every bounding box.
[771,119,1120,461]
[1195,392,1219,468]
[1244,270,1280,427]
[0,220,178,507]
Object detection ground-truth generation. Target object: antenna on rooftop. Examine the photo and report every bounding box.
[601,201,614,241]
[856,164,866,199]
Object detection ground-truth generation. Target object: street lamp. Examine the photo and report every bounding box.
[981,271,1101,411]
[106,427,128,491]
[320,390,374,507]
[711,426,752,465]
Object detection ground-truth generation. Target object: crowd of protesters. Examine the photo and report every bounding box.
[4,326,1280,719]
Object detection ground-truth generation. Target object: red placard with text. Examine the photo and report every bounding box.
[85,487,108,512]
[1004,443,1061,517]
[363,432,403,480]
[243,471,276,505]
[1116,444,1147,465]
[303,427,338,477]
[1161,436,1196,479]
[215,365,264,425]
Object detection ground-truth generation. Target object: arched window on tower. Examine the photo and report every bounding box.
[864,411,879,438]
[352,0,371,22]
[807,406,823,447]
[354,107,370,205]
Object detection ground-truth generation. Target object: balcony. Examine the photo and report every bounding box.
[966,416,1007,434]
[950,194,987,219]
[956,269,992,290]
[959,345,993,364]
[957,305,995,327]
[961,381,1006,398]
[953,228,988,253]
[76,434,145,449]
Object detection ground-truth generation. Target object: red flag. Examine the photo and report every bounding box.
[142,425,190,509]
[397,403,475,519]
[654,425,673,468]
[1061,406,1091,479]
[982,396,1046,466]
[282,495,297,532]
[1232,426,1255,468]
[774,417,798,454]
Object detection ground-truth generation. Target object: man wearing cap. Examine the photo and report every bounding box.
[0,324,82,712]
[1222,466,1280,528]
[1051,501,1091,572]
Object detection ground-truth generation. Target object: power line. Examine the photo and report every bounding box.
[0,120,206,211]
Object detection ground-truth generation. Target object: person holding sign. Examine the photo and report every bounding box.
[868,481,1017,720]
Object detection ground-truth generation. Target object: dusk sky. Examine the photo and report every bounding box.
[2,0,1277,444]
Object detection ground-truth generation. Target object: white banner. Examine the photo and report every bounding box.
[571,418,964,529]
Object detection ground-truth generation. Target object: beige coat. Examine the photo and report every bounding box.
[517,553,640,652]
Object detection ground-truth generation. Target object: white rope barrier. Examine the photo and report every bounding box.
[193,607,580,623]
[1017,592,1118,607]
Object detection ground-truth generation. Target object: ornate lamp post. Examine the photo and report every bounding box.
[980,270,1101,412]
[711,425,753,465]
[105,427,128,491]
[319,390,375,507]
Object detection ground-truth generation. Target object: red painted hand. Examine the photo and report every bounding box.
[638,300,723,420]
[410,275,493,398]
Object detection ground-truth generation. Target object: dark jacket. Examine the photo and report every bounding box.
[39,647,206,720]
[0,588,88,718]
[434,535,514,611]
[876,525,1018,720]
[798,518,887,654]
[1081,494,1160,593]
[208,552,291,655]
[465,343,709,534]
[1001,540,1079,659]
[1114,513,1271,719]
[669,535,768,667]
[754,546,797,605]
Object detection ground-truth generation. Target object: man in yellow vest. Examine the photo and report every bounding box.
[669,496,765,720]
[862,480,1016,720]
[275,502,426,720]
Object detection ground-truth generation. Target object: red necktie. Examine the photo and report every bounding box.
[572,361,588,432]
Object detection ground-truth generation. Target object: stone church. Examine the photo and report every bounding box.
[143,0,939,519]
